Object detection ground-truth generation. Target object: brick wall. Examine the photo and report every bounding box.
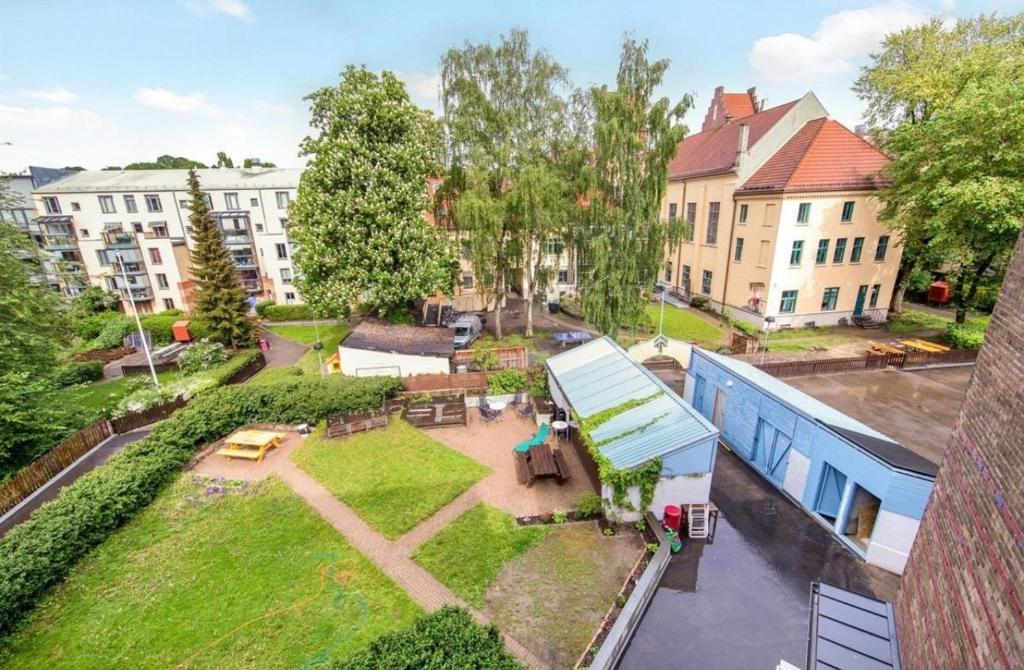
[896,232,1024,669]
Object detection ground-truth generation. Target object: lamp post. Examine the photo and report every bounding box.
[116,250,159,387]
[312,308,325,379]
[760,316,776,364]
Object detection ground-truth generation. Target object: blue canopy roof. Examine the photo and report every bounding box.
[546,337,718,470]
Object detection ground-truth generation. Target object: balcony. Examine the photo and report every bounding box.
[111,261,147,275]
[116,287,153,301]
[220,228,253,247]
[102,231,139,248]
[43,235,78,251]
[240,278,262,292]
[231,255,257,269]
[55,260,85,275]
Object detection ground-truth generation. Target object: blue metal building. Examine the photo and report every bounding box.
[686,349,937,574]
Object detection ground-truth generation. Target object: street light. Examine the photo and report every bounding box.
[116,251,160,387]
[760,316,776,364]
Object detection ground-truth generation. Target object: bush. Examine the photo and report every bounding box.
[332,606,521,670]
[178,342,228,375]
[52,360,105,387]
[732,320,759,336]
[254,300,274,318]
[71,310,124,340]
[90,314,133,349]
[945,317,989,349]
[261,303,314,321]
[689,295,709,310]
[487,369,527,394]
[0,373,403,635]
[574,492,604,518]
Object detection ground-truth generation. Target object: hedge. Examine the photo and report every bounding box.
[0,373,403,636]
[332,606,522,670]
[138,314,210,345]
[53,360,105,387]
[260,303,314,321]
[945,317,989,349]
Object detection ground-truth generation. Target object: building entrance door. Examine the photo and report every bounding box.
[854,285,868,316]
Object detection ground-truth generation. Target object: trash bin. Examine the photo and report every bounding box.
[548,301,561,314]
[172,320,192,343]
[662,504,682,532]
[665,528,683,554]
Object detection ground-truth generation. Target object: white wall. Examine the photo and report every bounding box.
[866,509,920,575]
[339,346,449,378]
[603,473,713,523]
[782,449,811,501]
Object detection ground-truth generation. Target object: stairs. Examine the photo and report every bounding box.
[688,504,709,539]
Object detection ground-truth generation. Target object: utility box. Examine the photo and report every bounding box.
[172,320,192,343]
[928,280,951,305]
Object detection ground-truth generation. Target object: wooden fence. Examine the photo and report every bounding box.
[0,421,111,516]
[121,361,180,376]
[755,348,979,378]
[404,371,491,393]
[110,397,188,433]
[452,345,529,370]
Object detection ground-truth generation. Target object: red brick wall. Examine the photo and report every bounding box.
[896,232,1024,669]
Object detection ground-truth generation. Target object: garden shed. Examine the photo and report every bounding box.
[545,337,719,521]
[687,348,938,574]
[339,319,454,378]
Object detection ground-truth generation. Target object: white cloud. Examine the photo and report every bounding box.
[134,87,225,116]
[395,71,441,109]
[749,2,931,83]
[16,86,77,104]
[255,100,292,115]
[0,103,100,131]
[183,0,253,22]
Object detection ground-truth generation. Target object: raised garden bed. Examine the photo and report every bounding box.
[326,408,389,438]
[517,509,600,526]
[403,393,467,428]
[73,346,134,363]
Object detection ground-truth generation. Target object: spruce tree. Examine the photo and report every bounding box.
[186,169,253,347]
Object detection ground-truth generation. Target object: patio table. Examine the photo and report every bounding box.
[528,444,559,477]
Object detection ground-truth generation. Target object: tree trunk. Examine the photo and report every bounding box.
[964,253,996,309]
[891,285,906,314]
[889,258,914,314]
[951,273,967,324]
[493,273,504,339]
[524,239,535,338]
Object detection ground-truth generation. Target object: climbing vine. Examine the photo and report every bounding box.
[575,393,665,513]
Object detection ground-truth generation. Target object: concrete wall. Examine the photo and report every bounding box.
[339,346,449,378]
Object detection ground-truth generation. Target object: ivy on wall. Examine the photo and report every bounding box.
[575,392,665,513]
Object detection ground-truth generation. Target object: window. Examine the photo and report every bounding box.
[681,265,691,290]
[255,223,264,232]
[203,193,213,209]
[668,203,677,221]
[462,272,474,289]
[789,240,804,266]
[558,268,570,284]
[851,237,865,262]
[163,298,175,310]
[144,194,162,212]
[684,202,696,241]
[758,240,770,267]
[706,202,720,244]
[797,202,811,224]
[815,239,830,265]
[664,260,673,282]
[821,287,840,311]
[225,193,239,209]
[841,201,855,222]
[43,197,61,214]
[124,195,137,213]
[71,201,81,211]
[739,203,748,224]
[701,270,712,295]
[780,290,798,314]
[734,238,744,262]
[99,195,116,214]
[869,284,882,308]
[148,248,162,265]
[179,199,190,210]
[275,243,288,260]
[284,292,296,304]
[186,225,193,235]
[275,191,290,209]
[279,218,288,229]
[80,228,89,238]
[546,237,564,255]
[834,238,847,263]
[155,273,169,289]
[250,197,259,207]
[460,240,470,259]
[132,222,143,233]
[280,268,293,285]
[875,235,890,261]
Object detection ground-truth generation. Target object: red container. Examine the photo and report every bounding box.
[928,281,951,305]
[172,320,192,343]
[663,504,682,532]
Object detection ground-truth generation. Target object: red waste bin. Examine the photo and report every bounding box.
[663,505,682,532]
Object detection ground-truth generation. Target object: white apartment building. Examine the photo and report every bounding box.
[32,167,302,314]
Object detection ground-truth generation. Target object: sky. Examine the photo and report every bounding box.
[2,0,1022,173]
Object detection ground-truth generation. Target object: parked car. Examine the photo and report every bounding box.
[450,314,483,349]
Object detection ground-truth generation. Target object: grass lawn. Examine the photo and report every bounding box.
[253,324,348,383]
[886,308,952,334]
[268,323,348,347]
[486,521,644,669]
[291,421,490,539]
[49,369,183,423]
[638,304,725,346]
[0,476,421,670]
[769,336,861,353]
[412,503,551,607]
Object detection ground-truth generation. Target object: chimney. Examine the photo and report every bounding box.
[855,124,867,137]
[737,123,750,155]
[747,86,758,112]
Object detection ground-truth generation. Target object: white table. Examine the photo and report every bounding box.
[489,400,508,412]
[551,419,569,441]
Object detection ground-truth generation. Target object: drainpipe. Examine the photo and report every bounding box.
[721,192,740,316]
[676,179,687,292]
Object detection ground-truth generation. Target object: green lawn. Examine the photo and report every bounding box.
[769,336,861,353]
[642,304,725,346]
[268,323,348,347]
[292,421,490,539]
[886,308,952,334]
[0,476,421,670]
[412,503,551,607]
[49,369,183,423]
[253,324,348,383]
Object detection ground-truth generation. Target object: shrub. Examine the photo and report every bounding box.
[71,310,124,340]
[178,342,228,374]
[91,314,133,349]
[52,360,104,387]
[689,295,709,310]
[487,369,527,394]
[0,373,402,635]
[332,606,521,670]
[254,299,274,318]
[574,492,604,518]
[261,303,314,321]
[474,349,499,371]
[945,317,989,349]
[732,320,759,336]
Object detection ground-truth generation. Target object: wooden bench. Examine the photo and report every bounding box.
[514,451,532,486]
[216,448,264,461]
[552,448,570,484]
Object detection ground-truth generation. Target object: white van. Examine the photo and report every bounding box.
[450,315,483,349]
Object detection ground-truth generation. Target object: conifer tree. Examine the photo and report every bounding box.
[186,170,252,347]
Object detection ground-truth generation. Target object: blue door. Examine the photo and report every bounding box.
[815,464,847,522]
[692,375,706,415]
[751,420,792,485]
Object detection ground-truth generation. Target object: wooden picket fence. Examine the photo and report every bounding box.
[404,371,491,393]
[110,397,187,433]
[755,348,979,378]
[0,421,111,516]
[452,346,529,370]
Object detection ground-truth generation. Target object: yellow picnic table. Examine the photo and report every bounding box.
[901,338,951,353]
[217,429,285,463]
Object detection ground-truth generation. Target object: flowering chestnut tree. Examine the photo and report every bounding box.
[291,66,459,318]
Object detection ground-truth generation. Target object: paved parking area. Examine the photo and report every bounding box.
[618,446,900,670]
[785,366,973,463]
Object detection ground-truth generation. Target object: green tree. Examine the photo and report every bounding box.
[855,14,1024,312]
[578,36,692,337]
[215,151,234,168]
[186,170,253,346]
[243,158,277,168]
[291,66,457,317]
[441,29,575,338]
[125,155,208,170]
[882,77,1024,322]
